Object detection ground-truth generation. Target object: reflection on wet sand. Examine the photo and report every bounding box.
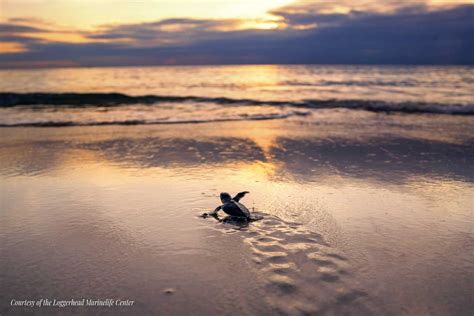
[0,141,66,177]
[2,134,472,184]
[271,137,474,183]
[79,137,267,168]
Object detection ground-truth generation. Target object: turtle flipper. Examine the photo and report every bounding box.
[206,205,222,216]
[233,191,249,202]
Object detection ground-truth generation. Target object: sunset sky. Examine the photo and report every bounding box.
[0,0,473,67]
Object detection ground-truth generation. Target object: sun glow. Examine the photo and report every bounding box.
[238,16,286,30]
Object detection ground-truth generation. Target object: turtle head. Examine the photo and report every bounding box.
[220,192,232,203]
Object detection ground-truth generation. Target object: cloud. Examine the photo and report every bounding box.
[0,23,46,34]
[271,0,464,16]
[86,18,246,46]
[0,3,472,67]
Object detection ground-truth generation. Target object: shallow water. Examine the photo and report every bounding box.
[1,110,473,315]
[0,65,473,127]
[1,65,473,105]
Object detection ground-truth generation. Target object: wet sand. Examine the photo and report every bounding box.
[1,110,473,315]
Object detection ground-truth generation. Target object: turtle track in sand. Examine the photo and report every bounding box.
[219,214,377,315]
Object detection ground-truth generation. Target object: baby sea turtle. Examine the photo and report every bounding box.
[205,191,251,219]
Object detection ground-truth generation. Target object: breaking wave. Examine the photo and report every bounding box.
[1,92,473,116]
[0,111,309,127]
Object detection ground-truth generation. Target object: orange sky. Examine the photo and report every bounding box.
[1,0,472,30]
[0,0,293,29]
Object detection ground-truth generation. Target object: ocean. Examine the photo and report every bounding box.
[0,65,473,127]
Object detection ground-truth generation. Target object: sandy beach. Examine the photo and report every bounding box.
[1,108,473,315]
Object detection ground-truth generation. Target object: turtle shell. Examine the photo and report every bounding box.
[222,201,251,218]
